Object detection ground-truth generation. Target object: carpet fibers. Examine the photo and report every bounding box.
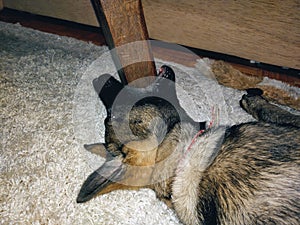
[0,21,299,225]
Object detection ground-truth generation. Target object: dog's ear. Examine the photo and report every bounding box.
[93,74,124,111]
[158,65,176,82]
[154,65,177,99]
[153,65,203,127]
[156,65,176,93]
[77,137,158,203]
[84,143,107,158]
[77,157,125,203]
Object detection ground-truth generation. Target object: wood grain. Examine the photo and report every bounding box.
[3,0,98,26]
[3,0,300,69]
[143,0,300,70]
[92,0,156,86]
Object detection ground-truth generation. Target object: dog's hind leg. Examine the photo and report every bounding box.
[240,88,300,127]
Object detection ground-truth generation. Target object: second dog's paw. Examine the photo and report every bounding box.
[245,88,263,97]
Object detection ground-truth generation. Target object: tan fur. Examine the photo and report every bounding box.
[122,136,158,166]
[96,182,141,196]
[211,60,263,89]
[258,85,300,110]
[172,125,226,225]
[212,60,300,110]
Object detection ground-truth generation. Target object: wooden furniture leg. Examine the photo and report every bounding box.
[90,0,157,87]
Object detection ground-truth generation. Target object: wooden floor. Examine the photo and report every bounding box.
[0,8,299,87]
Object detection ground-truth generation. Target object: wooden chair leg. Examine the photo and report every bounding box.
[91,0,157,87]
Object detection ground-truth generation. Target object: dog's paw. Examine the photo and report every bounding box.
[239,89,266,119]
[240,88,265,108]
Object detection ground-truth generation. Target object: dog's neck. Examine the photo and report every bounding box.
[150,122,225,201]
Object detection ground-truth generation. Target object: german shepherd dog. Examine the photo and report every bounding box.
[77,65,300,225]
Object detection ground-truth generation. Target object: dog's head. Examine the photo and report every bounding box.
[77,65,202,203]
[90,65,184,156]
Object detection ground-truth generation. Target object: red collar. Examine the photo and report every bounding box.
[186,107,217,152]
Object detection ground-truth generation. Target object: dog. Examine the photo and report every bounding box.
[77,65,300,225]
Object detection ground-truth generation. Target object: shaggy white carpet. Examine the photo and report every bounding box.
[1,21,299,225]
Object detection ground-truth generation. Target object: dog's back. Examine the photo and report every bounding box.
[180,123,299,224]
[167,90,300,225]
